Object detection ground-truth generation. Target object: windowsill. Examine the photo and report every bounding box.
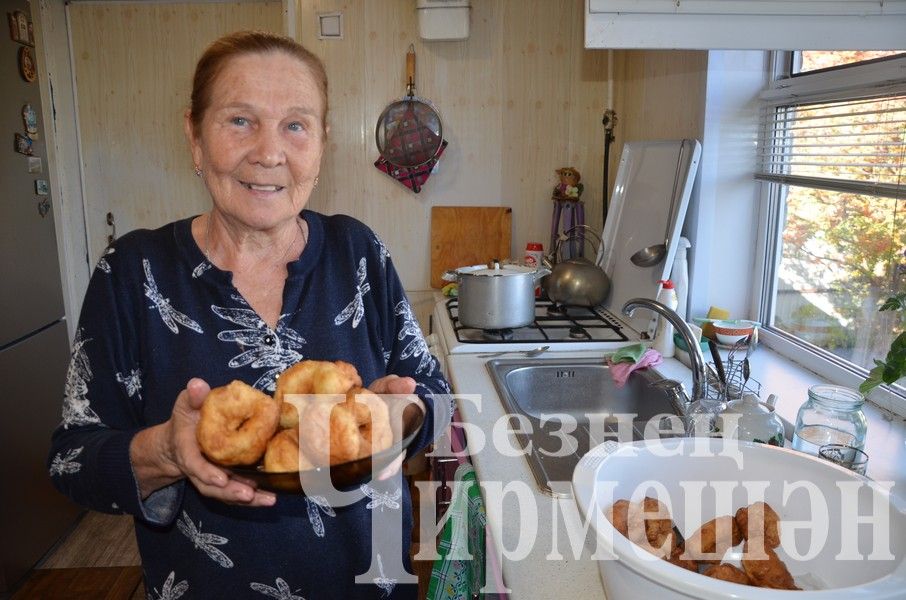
[656,345,906,501]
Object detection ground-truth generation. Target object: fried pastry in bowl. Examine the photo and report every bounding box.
[573,438,906,599]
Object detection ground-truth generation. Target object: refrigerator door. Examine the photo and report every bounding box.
[0,320,81,590]
[0,0,65,345]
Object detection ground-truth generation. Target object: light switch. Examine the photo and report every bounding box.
[318,13,342,39]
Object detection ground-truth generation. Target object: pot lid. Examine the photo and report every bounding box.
[455,263,539,277]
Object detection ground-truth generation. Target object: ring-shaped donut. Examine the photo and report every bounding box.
[196,380,280,466]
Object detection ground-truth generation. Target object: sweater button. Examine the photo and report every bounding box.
[263,334,276,346]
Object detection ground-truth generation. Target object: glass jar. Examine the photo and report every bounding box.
[791,385,867,455]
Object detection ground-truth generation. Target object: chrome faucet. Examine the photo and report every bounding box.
[622,297,708,404]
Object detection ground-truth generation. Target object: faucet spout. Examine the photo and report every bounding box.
[622,297,708,403]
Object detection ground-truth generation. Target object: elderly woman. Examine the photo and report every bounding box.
[48,31,448,599]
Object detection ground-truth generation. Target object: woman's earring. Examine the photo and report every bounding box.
[313,176,319,188]
[194,166,202,177]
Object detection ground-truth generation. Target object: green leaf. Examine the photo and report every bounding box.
[861,293,906,394]
[890,332,906,353]
[879,292,906,312]
[860,366,885,394]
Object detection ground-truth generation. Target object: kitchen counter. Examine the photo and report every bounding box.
[447,350,612,599]
[443,345,906,599]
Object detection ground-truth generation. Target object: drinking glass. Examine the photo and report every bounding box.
[818,443,869,475]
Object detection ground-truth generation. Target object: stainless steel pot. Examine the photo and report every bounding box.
[444,262,550,329]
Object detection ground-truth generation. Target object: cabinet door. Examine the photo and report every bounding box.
[0,321,81,591]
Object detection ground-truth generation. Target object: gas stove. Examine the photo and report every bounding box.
[431,298,643,355]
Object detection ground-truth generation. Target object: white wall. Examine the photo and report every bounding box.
[686,50,769,321]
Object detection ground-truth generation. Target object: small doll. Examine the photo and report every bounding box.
[553,167,584,201]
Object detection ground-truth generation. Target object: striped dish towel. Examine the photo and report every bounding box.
[427,463,486,600]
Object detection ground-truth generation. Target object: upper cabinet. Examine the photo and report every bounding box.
[585,0,906,49]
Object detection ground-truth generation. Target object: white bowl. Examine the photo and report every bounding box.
[572,438,906,599]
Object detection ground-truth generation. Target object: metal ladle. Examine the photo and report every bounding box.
[630,149,684,267]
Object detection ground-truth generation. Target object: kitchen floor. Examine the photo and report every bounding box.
[15,470,433,599]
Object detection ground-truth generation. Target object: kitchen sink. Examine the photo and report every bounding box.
[486,357,685,497]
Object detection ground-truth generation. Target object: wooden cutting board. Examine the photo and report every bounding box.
[430,206,512,288]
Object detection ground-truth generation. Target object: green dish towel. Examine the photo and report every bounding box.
[427,463,486,600]
[610,342,647,364]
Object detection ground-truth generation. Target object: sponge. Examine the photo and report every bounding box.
[706,306,730,320]
[703,306,730,339]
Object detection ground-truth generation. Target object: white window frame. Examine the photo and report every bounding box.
[753,52,906,415]
[586,0,906,50]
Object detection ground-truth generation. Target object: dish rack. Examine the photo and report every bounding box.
[704,343,761,403]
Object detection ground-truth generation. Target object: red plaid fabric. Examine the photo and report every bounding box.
[379,101,442,167]
[374,139,448,193]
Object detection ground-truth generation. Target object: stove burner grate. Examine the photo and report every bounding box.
[445,298,629,344]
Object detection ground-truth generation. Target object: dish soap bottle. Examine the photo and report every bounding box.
[652,279,678,358]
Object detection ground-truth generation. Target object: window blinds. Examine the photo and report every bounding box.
[756,92,906,200]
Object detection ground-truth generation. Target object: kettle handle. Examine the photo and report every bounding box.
[554,225,604,263]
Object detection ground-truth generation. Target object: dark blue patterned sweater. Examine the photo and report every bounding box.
[48,210,449,599]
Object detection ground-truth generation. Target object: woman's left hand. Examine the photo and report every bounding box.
[367,374,416,395]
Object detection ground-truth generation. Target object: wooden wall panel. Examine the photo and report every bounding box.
[609,49,708,205]
[69,2,283,263]
[295,0,628,290]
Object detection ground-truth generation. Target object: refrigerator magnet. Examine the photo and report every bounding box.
[14,132,33,155]
[27,156,42,173]
[35,179,48,195]
[19,46,36,82]
[37,197,50,218]
[22,104,38,137]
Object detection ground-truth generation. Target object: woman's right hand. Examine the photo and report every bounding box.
[130,378,276,507]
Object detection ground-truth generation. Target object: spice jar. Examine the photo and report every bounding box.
[524,242,544,297]
[791,384,867,456]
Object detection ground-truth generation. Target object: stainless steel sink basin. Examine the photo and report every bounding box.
[486,357,685,497]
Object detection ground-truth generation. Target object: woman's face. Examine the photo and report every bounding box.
[187,51,326,231]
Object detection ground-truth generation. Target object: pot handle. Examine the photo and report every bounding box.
[532,267,551,282]
[441,270,459,283]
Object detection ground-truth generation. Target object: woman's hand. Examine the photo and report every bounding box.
[367,374,416,395]
[130,378,276,507]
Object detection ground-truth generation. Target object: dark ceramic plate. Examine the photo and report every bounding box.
[228,397,425,495]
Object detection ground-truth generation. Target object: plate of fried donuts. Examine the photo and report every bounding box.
[196,360,425,494]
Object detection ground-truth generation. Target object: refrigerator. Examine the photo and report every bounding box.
[1,0,82,591]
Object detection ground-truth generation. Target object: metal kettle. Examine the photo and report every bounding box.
[542,225,611,307]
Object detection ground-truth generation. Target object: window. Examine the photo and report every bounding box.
[756,52,906,397]
[794,51,906,75]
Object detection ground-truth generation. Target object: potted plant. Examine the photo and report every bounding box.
[859,292,906,394]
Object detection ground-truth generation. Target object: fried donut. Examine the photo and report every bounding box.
[279,400,301,430]
[274,360,362,403]
[703,563,752,585]
[348,387,393,459]
[298,397,359,465]
[298,387,393,466]
[605,497,676,557]
[735,502,781,548]
[263,428,314,473]
[741,541,799,590]
[683,515,742,564]
[196,380,280,466]
[664,544,699,572]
